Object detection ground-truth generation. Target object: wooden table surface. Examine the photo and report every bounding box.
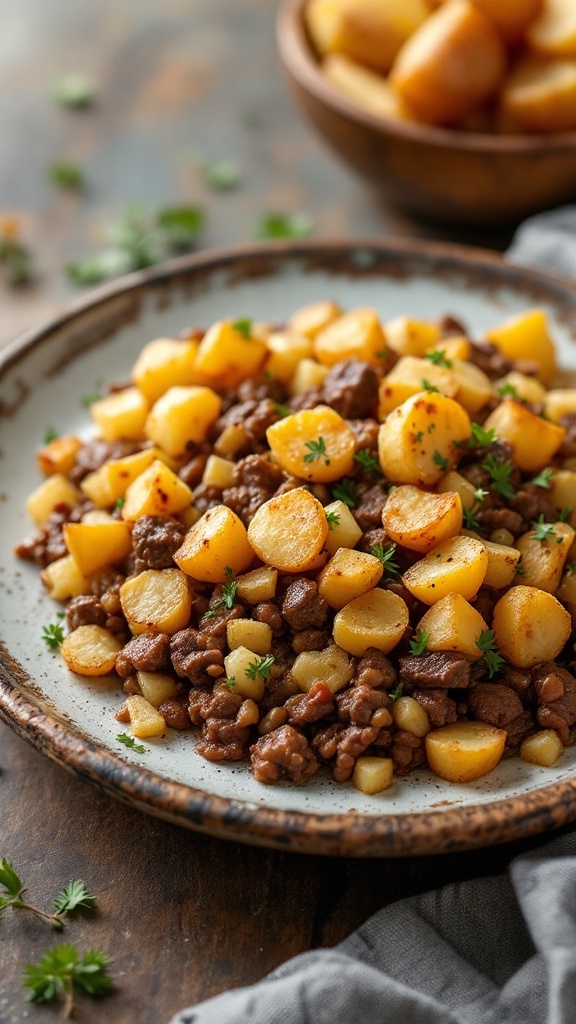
[0,2,552,1022]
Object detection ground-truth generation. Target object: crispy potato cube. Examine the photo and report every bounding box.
[557,569,576,625]
[120,568,192,635]
[378,356,458,416]
[264,330,314,383]
[36,434,82,477]
[485,308,556,385]
[382,484,462,553]
[61,624,123,676]
[520,729,564,767]
[378,391,471,486]
[352,756,394,794]
[41,554,92,601]
[64,520,133,576]
[417,593,487,659]
[514,521,574,593]
[291,645,354,694]
[145,385,222,456]
[132,337,200,403]
[324,499,363,555]
[193,319,268,389]
[430,336,472,362]
[482,538,521,589]
[544,388,576,423]
[436,470,477,511]
[482,399,565,473]
[527,0,576,57]
[305,0,429,74]
[492,585,571,668]
[124,694,166,738]
[266,406,355,483]
[202,454,235,489]
[402,535,488,605]
[471,0,542,38]
[214,423,249,458]
[223,646,266,700]
[288,358,329,396]
[393,695,431,737]
[136,671,179,708]
[323,54,418,119]
[385,317,441,357]
[80,448,160,508]
[318,548,383,609]
[247,488,328,573]
[288,299,342,339]
[450,360,492,415]
[174,504,254,583]
[313,307,388,367]
[493,371,546,406]
[425,721,506,782]
[333,588,409,657]
[227,619,272,656]
[390,1,506,125]
[235,565,278,604]
[91,387,149,442]
[26,474,80,525]
[500,55,576,133]
[122,459,192,521]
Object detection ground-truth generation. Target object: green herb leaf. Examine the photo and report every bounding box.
[560,507,573,523]
[409,629,430,657]
[221,567,238,609]
[388,681,404,702]
[223,676,236,688]
[496,382,519,399]
[43,427,59,444]
[432,450,449,472]
[530,468,553,489]
[116,733,147,754]
[81,381,103,407]
[421,379,440,393]
[155,205,204,250]
[469,423,497,448]
[425,349,452,368]
[566,561,576,576]
[245,654,275,681]
[476,629,505,679]
[304,436,330,466]
[463,507,480,531]
[51,74,95,108]
[332,478,358,508]
[114,497,125,512]
[48,162,85,190]
[42,621,65,651]
[326,510,340,529]
[0,230,34,286]
[414,431,424,443]
[231,317,252,339]
[53,880,95,915]
[257,211,314,240]
[200,609,217,622]
[370,542,400,579]
[271,400,291,418]
[23,944,113,1008]
[482,454,516,501]
[204,158,242,191]
[531,513,557,543]
[0,858,25,900]
[353,448,382,477]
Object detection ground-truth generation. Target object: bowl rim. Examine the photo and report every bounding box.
[277,0,576,155]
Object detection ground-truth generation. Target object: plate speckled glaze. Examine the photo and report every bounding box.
[3,239,576,857]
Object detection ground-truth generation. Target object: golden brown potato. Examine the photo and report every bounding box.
[91,387,149,442]
[63,520,133,577]
[124,695,166,738]
[120,568,192,635]
[352,756,394,794]
[318,548,383,609]
[481,538,522,589]
[520,729,564,767]
[485,309,556,385]
[224,646,267,700]
[226,619,272,656]
[332,588,409,656]
[313,307,388,367]
[287,299,342,339]
[26,474,80,525]
[527,0,576,57]
[264,330,314,383]
[174,505,254,583]
[80,449,159,509]
[378,356,459,416]
[266,406,355,483]
[145,385,222,457]
[323,499,363,555]
[305,0,429,74]
[492,585,571,668]
[402,535,488,604]
[385,316,441,357]
[482,399,565,473]
[436,470,477,511]
[247,488,328,573]
[544,388,576,423]
[500,55,576,133]
[393,696,431,737]
[291,645,355,694]
[417,592,487,659]
[121,459,193,521]
[514,520,574,593]
[136,671,179,708]
[41,554,92,602]
[378,391,471,486]
[425,721,506,782]
[235,565,278,604]
[61,624,123,676]
[381,484,462,553]
[193,320,268,389]
[132,337,201,403]
[470,0,542,38]
[323,54,419,120]
[36,434,82,478]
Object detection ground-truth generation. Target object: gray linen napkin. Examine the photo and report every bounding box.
[170,208,576,1024]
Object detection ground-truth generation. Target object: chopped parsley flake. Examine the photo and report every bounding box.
[257,212,314,240]
[231,317,252,339]
[426,350,452,368]
[116,733,147,754]
[325,510,340,529]
[370,542,400,579]
[332,478,358,508]
[42,621,64,650]
[421,379,440,393]
[531,514,557,543]
[409,629,430,656]
[353,448,382,475]
[497,382,519,399]
[469,423,497,448]
[530,468,553,489]
[433,450,449,472]
[476,629,505,679]
[303,436,330,466]
[271,400,291,418]
[483,454,516,501]
[245,654,275,681]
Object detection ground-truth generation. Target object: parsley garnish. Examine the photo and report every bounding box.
[426,350,452,368]
[23,945,113,1012]
[388,682,404,702]
[53,880,96,915]
[414,431,424,443]
[0,858,95,929]
[223,676,236,688]
[245,654,275,681]
[204,158,242,191]
[326,510,340,529]
[257,211,314,240]
[201,568,238,621]
[116,733,147,754]
[433,450,449,472]
[566,562,576,576]
[409,629,430,656]
[271,400,291,418]
[231,317,252,339]
[421,379,440,393]
[353,448,382,477]
[303,436,330,466]
[560,507,573,523]
[497,382,519,399]
[530,468,553,489]
[48,162,85,190]
[483,454,516,500]
[476,629,505,679]
[531,514,557,543]
[370,542,400,579]
[43,427,59,444]
[114,497,125,512]
[469,423,497,448]
[332,478,358,508]
[463,507,480,531]
[51,73,95,108]
[200,609,217,622]
[42,620,65,651]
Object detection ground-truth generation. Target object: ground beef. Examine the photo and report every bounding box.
[14,502,87,568]
[472,588,499,627]
[558,413,576,459]
[254,601,284,634]
[65,595,107,631]
[352,649,397,689]
[347,418,380,453]
[222,453,286,526]
[281,578,328,630]
[188,686,243,725]
[532,662,567,703]
[476,507,524,538]
[391,730,427,775]
[312,723,379,782]
[259,669,300,714]
[288,387,323,412]
[357,527,387,554]
[90,569,125,600]
[534,663,576,745]
[131,515,186,570]
[468,682,525,728]
[399,651,471,689]
[468,341,514,380]
[501,666,532,698]
[115,631,172,677]
[159,698,192,730]
[336,684,391,726]
[510,485,558,528]
[69,439,141,484]
[197,717,251,762]
[291,628,330,653]
[353,483,388,532]
[237,376,288,405]
[285,683,335,726]
[321,359,380,419]
[250,725,319,784]
[170,629,225,685]
[412,689,457,728]
[436,314,468,337]
[190,483,222,515]
[243,399,282,446]
[178,454,208,488]
[198,600,246,636]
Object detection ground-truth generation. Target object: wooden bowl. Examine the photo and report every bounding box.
[277,0,576,226]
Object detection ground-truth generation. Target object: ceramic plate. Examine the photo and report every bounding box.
[2,239,576,857]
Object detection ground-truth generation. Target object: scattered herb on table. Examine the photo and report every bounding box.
[43,427,59,443]
[409,629,430,657]
[81,380,104,407]
[476,629,505,679]
[116,733,147,754]
[0,858,95,929]
[23,944,113,1016]
[256,212,314,240]
[51,73,95,108]
[204,158,242,191]
[0,219,35,286]
[48,162,85,190]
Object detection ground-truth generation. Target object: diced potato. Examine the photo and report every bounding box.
[288,299,342,339]
[352,756,394,794]
[332,588,409,656]
[514,520,574,593]
[180,506,202,529]
[436,470,477,511]
[378,356,458,417]
[305,0,429,74]
[323,53,418,119]
[202,454,235,489]
[500,55,576,134]
[482,538,522,589]
[122,459,192,521]
[81,510,113,525]
[174,505,254,583]
[382,484,462,553]
[557,568,576,625]
[492,585,571,668]
[266,406,355,483]
[485,309,556,385]
[324,499,363,555]
[132,337,201,403]
[120,568,192,635]
[264,330,314,383]
[36,434,82,477]
[430,336,471,362]
[223,645,267,700]
[291,645,354,694]
[450,360,492,415]
[41,554,92,601]
[288,358,329,396]
[227,619,272,656]
[378,391,471,487]
[402,535,488,605]
[63,520,133,576]
[247,488,329,573]
[390,0,507,125]
[26,474,80,525]
[145,385,222,456]
[61,624,123,676]
[482,399,565,473]
[520,729,564,767]
[385,316,440,357]
[214,422,249,459]
[318,548,383,609]
[235,565,278,604]
[313,307,388,367]
[527,0,576,57]
[136,671,179,707]
[124,694,166,738]
[91,387,149,442]
[544,388,576,423]
[393,695,430,737]
[425,721,506,782]
[493,371,546,405]
[193,319,268,389]
[470,0,542,38]
[417,593,487,659]
[80,449,159,508]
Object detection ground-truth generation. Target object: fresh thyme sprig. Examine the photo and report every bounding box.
[245,654,275,681]
[0,858,95,930]
[303,436,330,466]
[370,542,400,579]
